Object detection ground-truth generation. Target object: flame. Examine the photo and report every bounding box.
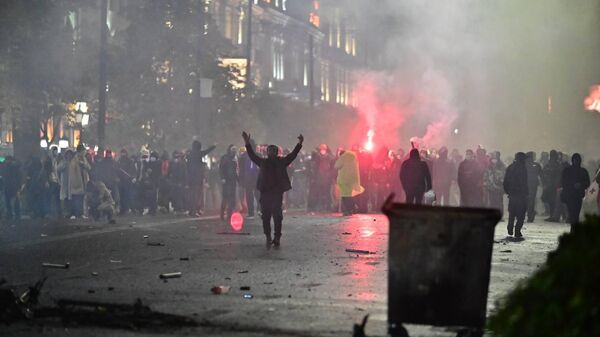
[364,129,375,152]
[584,85,600,113]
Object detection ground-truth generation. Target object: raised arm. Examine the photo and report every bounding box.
[242,132,263,167]
[199,145,216,157]
[283,134,304,166]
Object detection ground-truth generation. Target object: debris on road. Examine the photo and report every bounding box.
[108,287,115,291]
[88,290,95,294]
[238,270,249,274]
[42,262,70,269]
[240,286,251,291]
[345,249,375,255]
[179,257,190,261]
[342,232,352,235]
[159,272,182,279]
[91,272,99,276]
[40,234,48,237]
[352,314,369,337]
[211,286,231,294]
[243,294,253,299]
[147,241,165,246]
[110,260,122,263]
[143,235,149,239]
[500,250,513,253]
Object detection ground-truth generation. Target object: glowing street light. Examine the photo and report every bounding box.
[40,139,48,148]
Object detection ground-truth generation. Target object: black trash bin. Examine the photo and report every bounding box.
[382,197,501,337]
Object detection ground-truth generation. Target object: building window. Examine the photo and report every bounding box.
[303,63,308,86]
[321,62,330,102]
[272,37,285,81]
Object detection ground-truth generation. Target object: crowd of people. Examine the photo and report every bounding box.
[1,137,599,239]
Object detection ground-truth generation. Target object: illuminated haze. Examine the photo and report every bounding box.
[349,0,600,158]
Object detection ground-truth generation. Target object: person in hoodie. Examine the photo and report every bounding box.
[187,140,216,216]
[432,147,455,206]
[242,131,303,248]
[458,149,484,207]
[560,153,590,226]
[219,145,238,221]
[400,149,432,205]
[503,152,529,238]
[525,151,542,222]
[95,150,120,207]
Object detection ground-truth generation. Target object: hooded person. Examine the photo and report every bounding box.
[458,149,484,207]
[219,144,238,220]
[334,149,364,216]
[484,151,506,213]
[400,149,432,205]
[542,150,562,221]
[432,146,455,206]
[187,140,216,216]
[242,131,303,248]
[560,153,590,225]
[504,152,529,237]
[238,141,260,218]
[525,151,542,222]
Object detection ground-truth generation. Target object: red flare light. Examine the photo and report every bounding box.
[230,212,244,232]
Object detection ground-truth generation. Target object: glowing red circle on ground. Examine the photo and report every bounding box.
[230,212,244,232]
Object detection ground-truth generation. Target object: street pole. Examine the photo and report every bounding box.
[308,34,315,108]
[246,0,253,85]
[195,0,206,139]
[98,0,108,148]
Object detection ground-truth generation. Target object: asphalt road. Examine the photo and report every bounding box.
[0,211,569,337]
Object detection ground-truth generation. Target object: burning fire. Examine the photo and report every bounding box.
[364,129,375,152]
[584,85,600,113]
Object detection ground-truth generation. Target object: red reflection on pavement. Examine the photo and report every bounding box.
[341,214,388,302]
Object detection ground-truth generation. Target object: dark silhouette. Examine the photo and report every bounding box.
[399,149,432,205]
[504,152,529,237]
[560,153,590,225]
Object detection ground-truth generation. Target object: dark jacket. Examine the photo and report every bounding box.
[400,156,432,194]
[504,161,529,197]
[561,165,590,200]
[187,145,216,186]
[95,157,119,188]
[118,156,137,183]
[238,152,259,187]
[169,159,188,186]
[219,153,238,183]
[246,143,302,193]
[2,160,22,195]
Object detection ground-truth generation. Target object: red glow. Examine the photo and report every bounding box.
[584,85,600,113]
[230,212,244,231]
[350,70,458,150]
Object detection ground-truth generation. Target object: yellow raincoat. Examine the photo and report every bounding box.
[334,151,365,197]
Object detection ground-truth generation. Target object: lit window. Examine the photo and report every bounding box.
[237,7,244,44]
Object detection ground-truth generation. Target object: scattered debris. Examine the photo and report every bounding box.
[217,232,250,235]
[243,294,253,299]
[342,232,352,235]
[225,277,232,281]
[147,242,165,247]
[263,282,273,285]
[238,270,249,274]
[143,235,149,239]
[40,234,48,237]
[211,286,231,294]
[179,257,190,261]
[42,262,70,269]
[88,290,95,294]
[110,260,122,263]
[353,314,369,337]
[91,272,99,276]
[346,249,375,255]
[240,286,251,291]
[159,272,182,279]
[107,287,114,291]
[501,258,509,262]
[500,250,513,253]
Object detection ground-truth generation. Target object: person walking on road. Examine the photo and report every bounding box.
[560,153,590,226]
[504,152,529,238]
[242,131,303,248]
